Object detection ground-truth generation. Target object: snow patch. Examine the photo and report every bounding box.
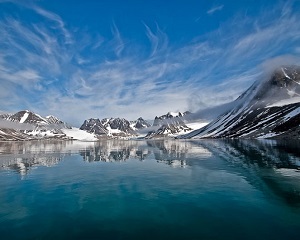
[20,112,29,123]
[281,67,291,79]
[169,112,180,117]
[63,128,97,141]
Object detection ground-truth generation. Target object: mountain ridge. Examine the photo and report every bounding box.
[179,66,300,139]
[80,117,151,138]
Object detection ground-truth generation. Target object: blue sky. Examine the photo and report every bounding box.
[0,0,300,125]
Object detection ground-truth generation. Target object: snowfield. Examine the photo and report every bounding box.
[63,128,97,141]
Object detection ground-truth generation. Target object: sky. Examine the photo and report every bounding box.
[0,0,300,126]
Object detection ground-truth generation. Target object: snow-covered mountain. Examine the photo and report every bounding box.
[101,118,136,136]
[145,111,196,138]
[7,110,48,124]
[130,117,151,130]
[180,66,300,139]
[2,110,70,128]
[0,110,97,141]
[80,117,151,138]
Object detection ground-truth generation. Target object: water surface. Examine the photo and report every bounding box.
[0,139,300,239]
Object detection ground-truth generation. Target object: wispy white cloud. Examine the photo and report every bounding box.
[144,23,168,57]
[0,1,299,125]
[207,4,224,15]
[32,5,72,44]
[110,22,125,57]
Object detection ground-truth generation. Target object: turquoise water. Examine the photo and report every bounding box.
[0,139,300,239]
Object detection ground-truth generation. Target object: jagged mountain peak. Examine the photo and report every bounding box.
[80,118,107,135]
[153,111,191,127]
[80,117,139,137]
[130,117,151,130]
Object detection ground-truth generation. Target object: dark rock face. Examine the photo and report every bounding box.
[80,118,108,135]
[102,118,136,135]
[181,66,300,139]
[108,118,132,133]
[131,117,151,129]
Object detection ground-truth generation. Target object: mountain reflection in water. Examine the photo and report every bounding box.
[0,139,300,207]
[0,139,300,240]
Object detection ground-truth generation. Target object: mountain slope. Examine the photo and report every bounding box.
[181,66,300,139]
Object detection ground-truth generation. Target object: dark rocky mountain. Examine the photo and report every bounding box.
[80,118,108,136]
[101,118,136,135]
[130,117,151,129]
[180,66,300,139]
[145,111,192,139]
[80,117,151,138]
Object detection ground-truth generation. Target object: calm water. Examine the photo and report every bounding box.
[0,139,300,240]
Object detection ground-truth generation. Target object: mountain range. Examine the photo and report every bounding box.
[1,66,300,141]
[79,117,151,137]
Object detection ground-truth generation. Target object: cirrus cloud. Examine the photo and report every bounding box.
[0,1,299,126]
